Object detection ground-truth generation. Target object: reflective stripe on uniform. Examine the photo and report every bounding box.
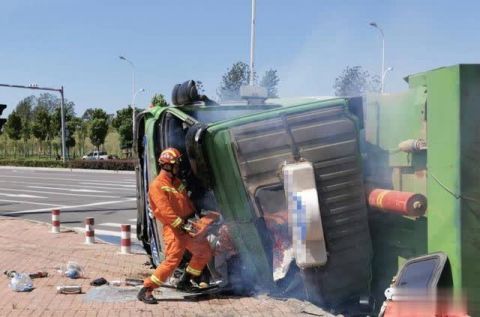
[177,184,186,193]
[150,274,162,286]
[161,186,178,193]
[185,266,202,276]
[171,217,183,228]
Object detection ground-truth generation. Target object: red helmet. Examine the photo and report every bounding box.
[159,147,182,165]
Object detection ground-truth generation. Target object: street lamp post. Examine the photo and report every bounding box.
[249,0,257,86]
[119,56,136,138]
[369,22,385,93]
[382,67,394,92]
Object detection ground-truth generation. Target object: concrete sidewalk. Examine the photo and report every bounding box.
[0,217,335,317]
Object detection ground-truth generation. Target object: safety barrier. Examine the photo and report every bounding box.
[85,217,95,244]
[51,209,60,233]
[120,224,131,254]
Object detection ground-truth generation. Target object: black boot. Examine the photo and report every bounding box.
[137,287,158,304]
[176,272,197,292]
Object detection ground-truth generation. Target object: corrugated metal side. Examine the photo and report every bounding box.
[230,105,372,306]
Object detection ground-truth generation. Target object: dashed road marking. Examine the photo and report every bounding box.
[0,188,120,198]
[0,193,47,198]
[28,186,108,193]
[0,198,58,207]
[1,198,136,215]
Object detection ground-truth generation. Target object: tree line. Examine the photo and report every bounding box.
[1,61,378,159]
[0,92,168,159]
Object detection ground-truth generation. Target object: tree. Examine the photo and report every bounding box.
[217,61,251,101]
[88,109,109,151]
[71,117,88,156]
[333,66,381,96]
[260,69,280,98]
[112,107,133,150]
[218,62,281,101]
[151,94,169,108]
[82,108,96,121]
[5,111,22,156]
[32,106,51,154]
[15,96,35,156]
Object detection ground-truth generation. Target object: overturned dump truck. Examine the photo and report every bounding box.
[135,64,480,316]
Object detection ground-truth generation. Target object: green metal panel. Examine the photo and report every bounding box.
[411,65,463,292]
[459,65,480,313]
[407,64,480,314]
[363,85,429,304]
[203,129,274,288]
[364,89,427,193]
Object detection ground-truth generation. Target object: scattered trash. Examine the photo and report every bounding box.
[90,277,108,287]
[110,280,122,286]
[4,270,17,278]
[4,270,48,279]
[125,278,143,286]
[57,285,82,294]
[62,261,84,279]
[29,271,48,279]
[8,272,34,292]
[84,285,139,303]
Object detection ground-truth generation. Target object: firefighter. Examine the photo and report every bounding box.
[137,147,213,304]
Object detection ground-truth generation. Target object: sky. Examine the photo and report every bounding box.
[1,0,479,117]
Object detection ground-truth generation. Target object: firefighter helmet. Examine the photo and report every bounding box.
[159,147,182,165]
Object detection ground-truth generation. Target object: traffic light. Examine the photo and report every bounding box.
[0,104,6,133]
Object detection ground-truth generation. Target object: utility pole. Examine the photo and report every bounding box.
[0,83,68,163]
[249,0,256,86]
[369,22,386,93]
[119,56,137,142]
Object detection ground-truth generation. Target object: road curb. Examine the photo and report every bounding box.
[0,165,135,174]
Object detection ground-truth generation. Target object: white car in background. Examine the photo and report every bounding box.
[82,151,110,160]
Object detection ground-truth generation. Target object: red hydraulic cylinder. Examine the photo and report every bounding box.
[367,189,427,217]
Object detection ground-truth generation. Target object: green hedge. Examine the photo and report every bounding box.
[0,159,135,171]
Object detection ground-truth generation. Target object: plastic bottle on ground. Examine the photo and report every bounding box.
[9,273,34,292]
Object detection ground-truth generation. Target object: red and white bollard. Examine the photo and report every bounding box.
[51,209,60,233]
[85,217,95,244]
[120,224,131,254]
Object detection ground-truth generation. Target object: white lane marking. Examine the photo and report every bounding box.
[0,175,135,184]
[0,180,133,191]
[128,218,137,222]
[0,188,121,198]
[0,193,47,198]
[80,182,135,188]
[1,198,137,215]
[28,186,107,193]
[72,227,139,241]
[0,199,59,207]
[99,222,137,230]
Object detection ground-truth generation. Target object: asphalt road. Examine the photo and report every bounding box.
[0,167,142,248]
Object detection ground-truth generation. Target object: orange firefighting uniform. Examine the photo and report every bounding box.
[144,171,213,289]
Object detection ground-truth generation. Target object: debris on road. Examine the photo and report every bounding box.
[28,271,48,279]
[8,272,33,292]
[62,261,84,279]
[125,278,143,286]
[56,285,82,294]
[90,277,108,286]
